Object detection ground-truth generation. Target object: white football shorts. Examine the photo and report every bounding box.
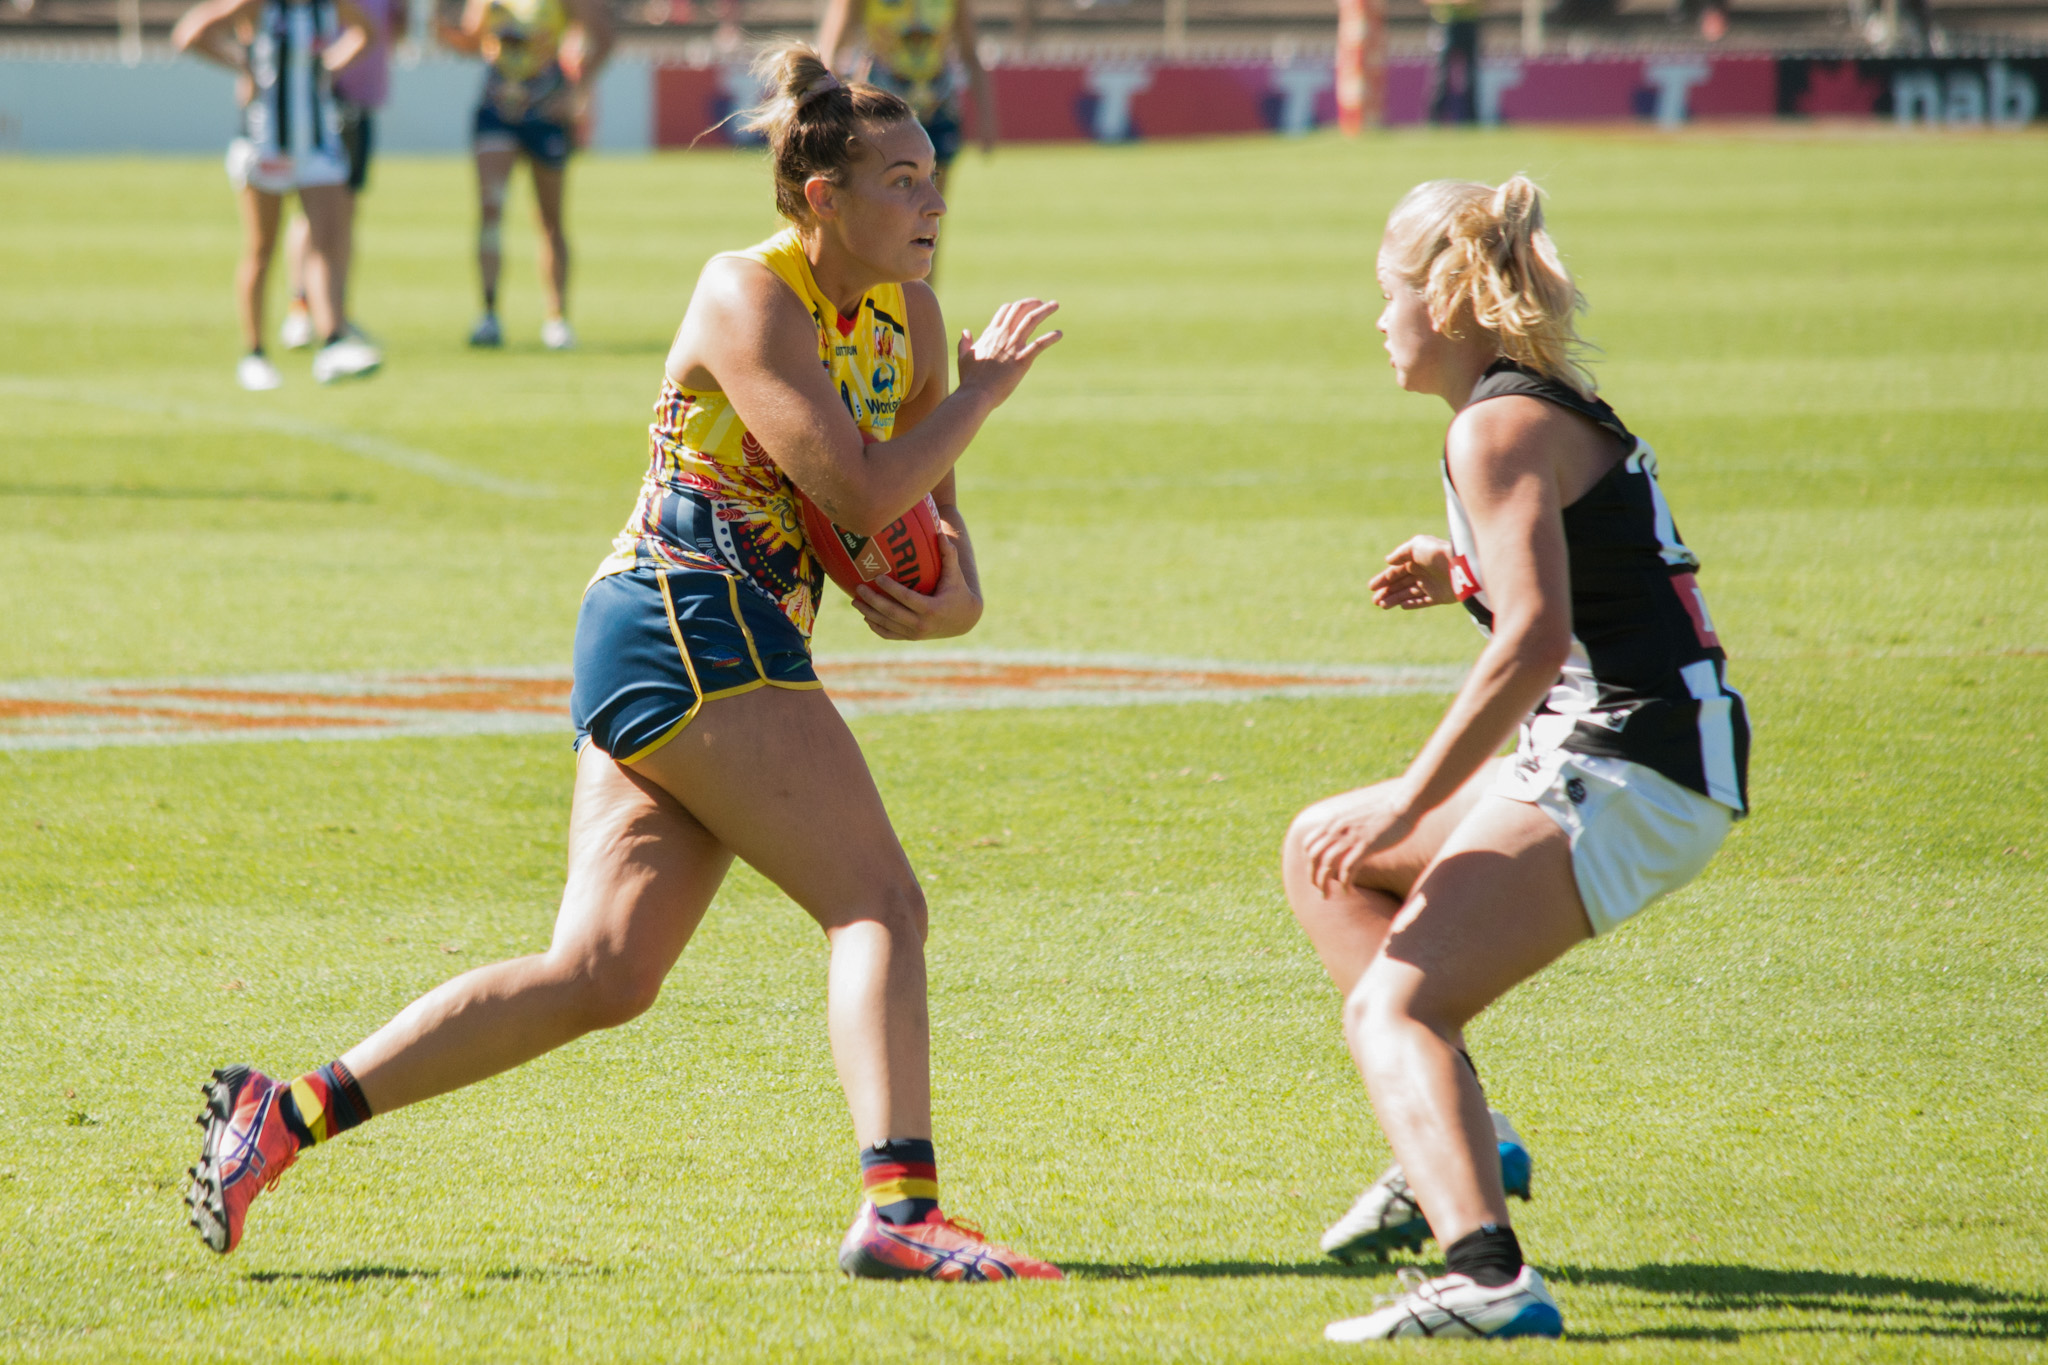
[1491,740,1733,937]
[226,137,350,195]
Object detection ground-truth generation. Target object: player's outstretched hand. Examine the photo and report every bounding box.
[1299,786,1418,897]
[1369,535,1457,611]
[956,300,1061,408]
[852,516,983,642]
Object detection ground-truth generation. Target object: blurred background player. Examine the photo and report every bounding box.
[182,44,1068,1283]
[173,0,386,388]
[1425,0,1481,124]
[817,0,996,215]
[439,0,611,350]
[279,0,408,352]
[1284,176,1747,1341]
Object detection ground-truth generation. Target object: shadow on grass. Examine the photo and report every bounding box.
[1063,1260,1384,1281]
[246,1263,607,1285]
[0,484,367,503]
[1060,1260,2044,1340]
[1552,1263,2048,1342]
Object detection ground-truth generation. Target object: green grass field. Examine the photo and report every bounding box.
[2,126,2046,1361]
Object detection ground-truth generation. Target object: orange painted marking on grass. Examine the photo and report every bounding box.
[0,657,1461,750]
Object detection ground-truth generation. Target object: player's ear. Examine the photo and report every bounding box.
[804,175,838,222]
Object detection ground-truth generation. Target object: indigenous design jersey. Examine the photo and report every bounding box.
[241,0,346,164]
[479,0,568,117]
[863,0,957,116]
[593,228,914,640]
[1445,359,1750,812]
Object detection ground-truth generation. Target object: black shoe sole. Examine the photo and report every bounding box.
[183,1065,249,1255]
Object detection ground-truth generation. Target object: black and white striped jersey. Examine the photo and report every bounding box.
[240,0,345,164]
[1444,359,1750,813]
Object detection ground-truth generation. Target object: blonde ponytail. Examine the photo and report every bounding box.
[1383,176,1595,396]
[742,44,915,223]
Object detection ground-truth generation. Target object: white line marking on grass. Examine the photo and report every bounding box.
[0,377,555,499]
[0,655,1464,750]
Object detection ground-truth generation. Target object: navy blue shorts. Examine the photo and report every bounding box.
[474,100,572,170]
[570,567,819,762]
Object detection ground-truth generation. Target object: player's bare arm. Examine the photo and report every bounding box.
[816,0,857,70]
[324,0,373,72]
[674,256,1056,536]
[953,1,999,153]
[171,0,262,72]
[851,277,985,640]
[435,0,486,52]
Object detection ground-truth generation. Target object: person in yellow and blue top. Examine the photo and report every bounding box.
[180,44,1070,1286]
[819,0,997,196]
[438,0,610,349]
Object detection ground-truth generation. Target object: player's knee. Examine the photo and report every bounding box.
[860,879,929,944]
[1341,969,1413,1054]
[557,951,664,1031]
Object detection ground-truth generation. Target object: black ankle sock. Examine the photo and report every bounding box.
[324,331,344,347]
[1445,1223,1523,1289]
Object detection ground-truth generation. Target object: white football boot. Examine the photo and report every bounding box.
[312,331,382,384]
[1322,1109,1532,1263]
[1325,1265,1563,1341]
[236,353,282,392]
[279,304,315,350]
[541,317,576,351]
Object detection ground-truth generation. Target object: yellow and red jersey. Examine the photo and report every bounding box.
[593,228,915,639]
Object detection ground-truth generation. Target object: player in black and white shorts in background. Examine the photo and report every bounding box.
[174,0,386,387]
[1282,175,1749,1342]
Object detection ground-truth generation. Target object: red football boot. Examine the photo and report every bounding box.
[838,1202,1063,1282]
[184,1065,301,1255]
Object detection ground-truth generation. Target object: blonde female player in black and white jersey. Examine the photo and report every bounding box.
[1284,177,1748,1342]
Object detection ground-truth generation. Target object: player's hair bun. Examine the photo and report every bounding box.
[1383,175,1595,396]
[744,43,916,223]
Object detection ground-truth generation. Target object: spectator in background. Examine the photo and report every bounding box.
[280,0,409,350]
[1426,0,1482,125]
[818,0,997,207]
[440,0,612,351]
[174,0,386,388]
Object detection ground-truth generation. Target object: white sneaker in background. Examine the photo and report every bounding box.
[1325,1265,1564,1341]
[1322,1109,1534,1263]
[279,305,315,351]
[236,353,282,391]
[541,317,576,351]
[312,333,382,383]
[468,313,503,348]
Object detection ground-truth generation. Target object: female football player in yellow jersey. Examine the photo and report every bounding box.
[183,43,1066,1283]
[438,0,610,349]
[819,0,997,196]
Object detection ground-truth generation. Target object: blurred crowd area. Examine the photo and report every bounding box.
[2,0,2039,65]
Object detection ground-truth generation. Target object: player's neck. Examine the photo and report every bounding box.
[804,236,884,323]
[1434,345,1501,412]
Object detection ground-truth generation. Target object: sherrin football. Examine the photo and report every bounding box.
[799,491,944,598]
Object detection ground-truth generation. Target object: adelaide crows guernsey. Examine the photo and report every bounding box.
[863,0,958,118]
[594,229,913,640]
[1445,360,1750,813]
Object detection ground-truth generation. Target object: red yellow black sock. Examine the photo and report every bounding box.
[860,1138,939,1226]
[278,1060,373,1147]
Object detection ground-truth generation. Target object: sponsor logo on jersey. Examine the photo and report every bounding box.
[1449,554,1481,601]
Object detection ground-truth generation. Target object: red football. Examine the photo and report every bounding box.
[799,491,944,598]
